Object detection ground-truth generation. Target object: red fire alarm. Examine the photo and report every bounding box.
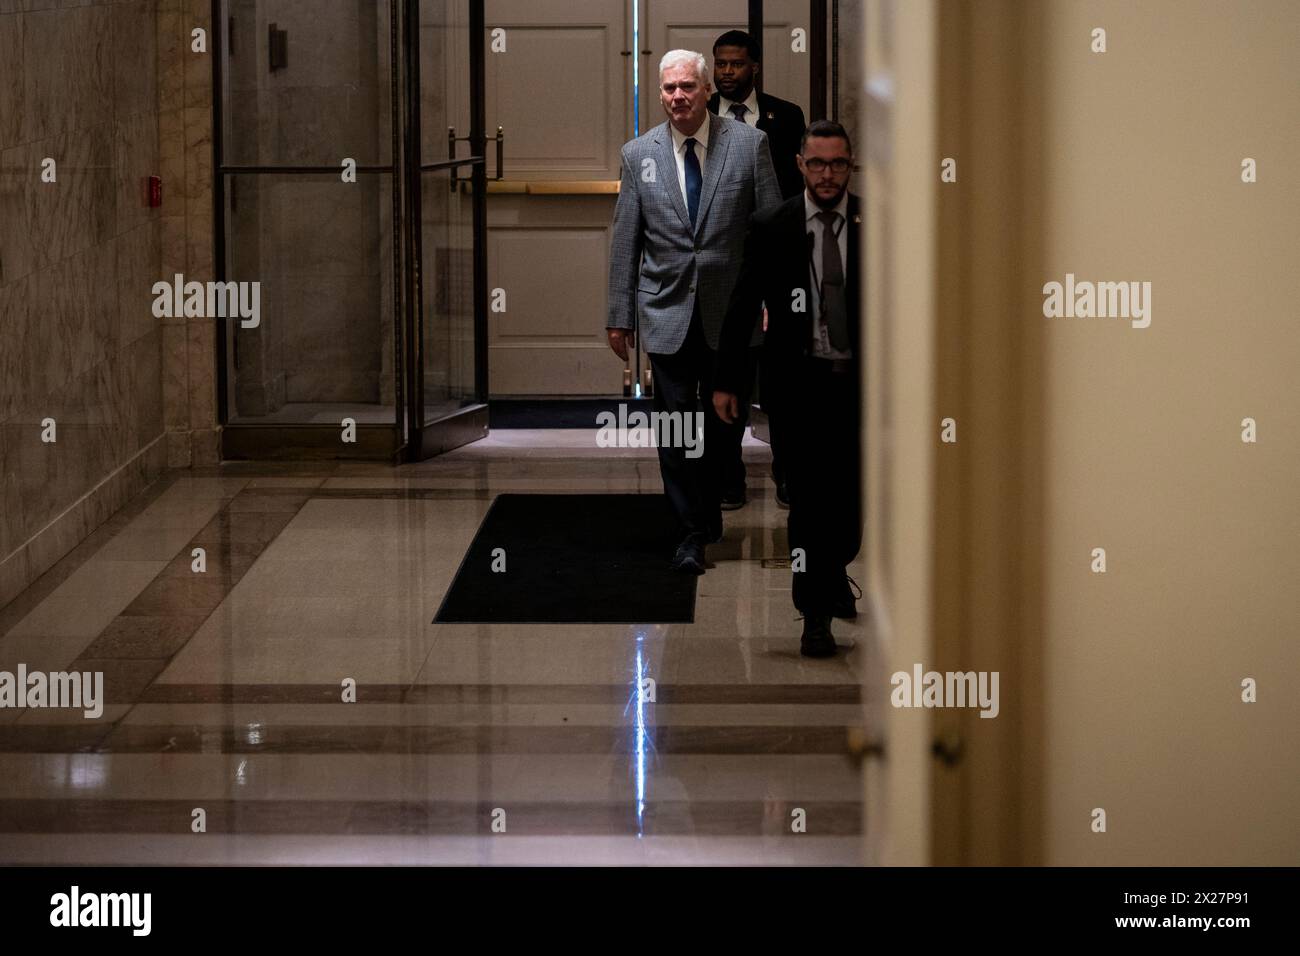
[148,175,162,208]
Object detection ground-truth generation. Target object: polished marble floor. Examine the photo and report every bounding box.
[0,431,879,865]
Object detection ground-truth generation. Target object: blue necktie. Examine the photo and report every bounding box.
[684,138,701,228]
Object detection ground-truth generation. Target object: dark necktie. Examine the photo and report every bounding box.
[729,103,748,123]
[684,138,702,228]
[818,210,850,350]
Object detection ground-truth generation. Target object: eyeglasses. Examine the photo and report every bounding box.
[802,158,851,173]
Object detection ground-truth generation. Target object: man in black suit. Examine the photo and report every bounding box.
[707,27,806,515]
[712,121,861,658]
[708,30,807,512]
[709,30,807,202]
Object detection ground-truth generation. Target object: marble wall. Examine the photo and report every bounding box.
[0,0,218,609]
[159,0,220,467]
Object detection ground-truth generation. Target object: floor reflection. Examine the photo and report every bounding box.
[0,433,879,864]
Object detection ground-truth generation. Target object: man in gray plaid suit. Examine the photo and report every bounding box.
[606,49,781,574]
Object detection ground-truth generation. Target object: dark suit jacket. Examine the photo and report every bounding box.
[708,90,807,201]
[714,192,861,404]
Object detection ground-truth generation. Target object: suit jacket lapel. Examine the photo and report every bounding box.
[694,115,730,237]
[653,123,690,231]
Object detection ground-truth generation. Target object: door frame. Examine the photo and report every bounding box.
[404,0,490,460]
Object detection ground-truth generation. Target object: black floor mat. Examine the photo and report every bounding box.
[433,494,697,624]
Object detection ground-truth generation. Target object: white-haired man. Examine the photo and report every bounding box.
[606,49,781,573]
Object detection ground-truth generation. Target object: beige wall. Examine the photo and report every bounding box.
[878,0,1297,864]
[1035,0,1299,865]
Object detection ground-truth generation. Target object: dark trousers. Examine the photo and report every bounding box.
[647,307,756,540]
[724,347,761,495]
[784,357,862,615]
[759,351,788,488]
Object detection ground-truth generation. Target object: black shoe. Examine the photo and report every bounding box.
[720,487,747,511]
[831,574,862,620]
[775,480,790,509]
[670,535,706,574]
[800,615,837,658]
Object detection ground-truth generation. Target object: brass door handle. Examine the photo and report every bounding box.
[847,727,885,761]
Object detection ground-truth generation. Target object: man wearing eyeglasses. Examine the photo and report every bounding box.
[711,120,862,658]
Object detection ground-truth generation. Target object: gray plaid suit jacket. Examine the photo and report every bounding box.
[606,116,781,354]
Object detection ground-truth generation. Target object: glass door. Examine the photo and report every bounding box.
[213,0,488,462]
[215,0,404,459]
[407,0,488,458]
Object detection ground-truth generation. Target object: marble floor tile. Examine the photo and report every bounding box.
[0,834,862,866]
[91,525,217,563]
[78,614,210,659]
[0,630,107,673]
[0,436,877,864]
[243,477,326,490]
[67,658,171,705]
[151,476,252,499]
[114,701,865,728]
[0,753,861,803]
[15,705,132,725]
[1,559,167,641]
[0,797,860,837]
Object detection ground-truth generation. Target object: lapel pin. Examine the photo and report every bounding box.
[766,112,775,119]
[853,215,862,224]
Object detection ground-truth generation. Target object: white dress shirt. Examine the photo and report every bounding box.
[718,89,760,127]
[669,112,711,211]
[805,189,852,359]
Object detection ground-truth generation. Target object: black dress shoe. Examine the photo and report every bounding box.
[670,536,706,574]
[720,487,747,511]
[831,574,862,620]
[775,480,790,509]
[800,615,836,658]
